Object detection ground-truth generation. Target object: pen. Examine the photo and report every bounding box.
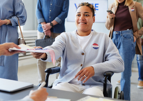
[38,82,46,90]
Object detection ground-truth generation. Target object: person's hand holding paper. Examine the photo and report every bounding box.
[31,47,47,60]
[0,43,22,56]
[31,46,56,66]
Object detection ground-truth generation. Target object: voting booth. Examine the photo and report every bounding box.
[67,0,108,22]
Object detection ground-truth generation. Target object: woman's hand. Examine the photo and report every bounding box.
[31,52,46,59]
[107,13,115,19]
[0,19,11,26]
[31,47,47,59]
[133,36,136,42]
[0,19,5,26]
[75,66,95,83]
[0,43,21,56]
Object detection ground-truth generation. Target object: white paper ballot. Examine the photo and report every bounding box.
[9,44,56,65]
[9,44,49,53]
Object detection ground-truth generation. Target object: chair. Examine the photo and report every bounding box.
[44,66,124,99]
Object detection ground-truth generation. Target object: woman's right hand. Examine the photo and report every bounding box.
[31,52,46,59]
[0,19,5,26]
[107,13,115,19]
[31,47,47,59]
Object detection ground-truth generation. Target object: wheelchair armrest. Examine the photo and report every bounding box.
[103,71,114,97]
[44,66,60,87]
[103,71,114,82]
[45,66,60,74]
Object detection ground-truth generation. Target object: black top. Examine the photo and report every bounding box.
[114,1,133,31]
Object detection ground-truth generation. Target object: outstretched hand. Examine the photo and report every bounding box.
[75,66,95,83]
[31,47,47,59]
[0,43,21,56]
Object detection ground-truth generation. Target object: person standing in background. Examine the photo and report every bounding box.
[0,0,27,80]
[36,0,69,84]
[134,0,143,89]
[105,0,143,100]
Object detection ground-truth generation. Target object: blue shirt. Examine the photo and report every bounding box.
[36,0,69,33]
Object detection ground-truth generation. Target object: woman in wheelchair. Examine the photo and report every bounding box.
[32,2,124,97]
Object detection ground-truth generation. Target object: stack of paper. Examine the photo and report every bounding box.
[9,44,56,65]
[9,44,48,53]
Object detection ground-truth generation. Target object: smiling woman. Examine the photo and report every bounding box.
[31,2,124,97]
[75,3,95,36]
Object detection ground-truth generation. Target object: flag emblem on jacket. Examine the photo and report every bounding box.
[131,8,134,12]
[93,43,99,49]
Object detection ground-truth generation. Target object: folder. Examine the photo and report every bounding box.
[0,78,33,93]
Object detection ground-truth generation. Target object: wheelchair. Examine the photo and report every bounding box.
[44,66,124,100]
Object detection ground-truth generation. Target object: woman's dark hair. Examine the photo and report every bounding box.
[77,2,95,16]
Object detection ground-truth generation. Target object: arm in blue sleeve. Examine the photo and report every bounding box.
[54,0,69,24]
[10,0,27,26]
[36,0,45,24]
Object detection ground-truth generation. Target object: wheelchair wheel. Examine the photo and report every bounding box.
[114,86,120,99]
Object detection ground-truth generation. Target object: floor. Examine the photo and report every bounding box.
[18,63,143,101]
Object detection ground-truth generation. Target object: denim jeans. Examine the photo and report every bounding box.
[112,29,136,100]
[136,46,143,81]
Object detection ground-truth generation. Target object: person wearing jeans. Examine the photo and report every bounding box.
[136,46,143,88]
[36,0,69,84]
[134,0,143,89]
[105,0,143,100]
[0,0,27,81]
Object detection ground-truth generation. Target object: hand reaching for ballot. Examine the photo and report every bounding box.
[0,43,21,56]
[31,47,47,59]
[75,66,95,83]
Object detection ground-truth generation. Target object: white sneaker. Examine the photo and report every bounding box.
[137,81,143,89]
